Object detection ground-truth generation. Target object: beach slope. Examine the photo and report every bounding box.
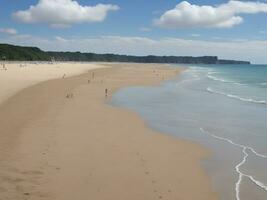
[0,63,217,200]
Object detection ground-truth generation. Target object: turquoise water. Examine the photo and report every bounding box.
[111,64,267,200]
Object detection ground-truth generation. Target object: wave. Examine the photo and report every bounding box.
[206,87,267,105]
[190,66,207,72]
[180,77,200,84]
[200,128,267,200]
[179,69,201,84]
[206,72,245,86]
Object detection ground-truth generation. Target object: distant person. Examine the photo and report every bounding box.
[3,63,7,70]
[66,93,74,99]
[105,88,108,98]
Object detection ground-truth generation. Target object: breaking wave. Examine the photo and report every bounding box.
[206,87,267,105]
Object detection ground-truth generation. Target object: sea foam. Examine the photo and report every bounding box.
[200,128,267,200]
[206,72,246,86]
[206,87,267,105]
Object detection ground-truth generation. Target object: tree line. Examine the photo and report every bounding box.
[0,43,250,64]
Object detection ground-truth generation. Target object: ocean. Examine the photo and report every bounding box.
[111,64,267,200]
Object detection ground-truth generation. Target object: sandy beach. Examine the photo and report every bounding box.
[0,62,106,104]
[0,62,218,200]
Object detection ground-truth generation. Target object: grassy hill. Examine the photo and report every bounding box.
[0,44,49,61]
[0,43,250,64]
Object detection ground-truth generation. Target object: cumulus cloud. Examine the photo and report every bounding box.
[13,0,119,28]
[0,28,18,35]
[155,1,267,28]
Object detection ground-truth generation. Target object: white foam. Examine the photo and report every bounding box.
[207,72,230,83]
[206,72,245,86]
[206,87,267,105]
[179,70,201,84]
[180,77,200,84]
[200,128,267,200]
[190,66,206,72]
[247,147,267,159]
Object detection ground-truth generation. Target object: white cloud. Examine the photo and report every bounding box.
[259,30,267,34]
[2,34,267,63]
[54,36,69,42]
[155,1,267,28]
[190,33,200,37]
[212,36,223,40]
[139,27,151,32]
[13,0,119,28]
[0,28,18,35]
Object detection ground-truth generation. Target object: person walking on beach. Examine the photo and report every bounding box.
[3,63,7,71]
[105,88,108,98]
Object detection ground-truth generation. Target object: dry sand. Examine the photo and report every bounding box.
[0,62,105,104]
[0,62,218,200]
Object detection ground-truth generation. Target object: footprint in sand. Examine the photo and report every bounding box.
[136,153,160,197]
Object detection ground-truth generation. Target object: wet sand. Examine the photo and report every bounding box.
[0,63,218,200]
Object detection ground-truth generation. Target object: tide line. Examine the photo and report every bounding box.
[200,128,267,200]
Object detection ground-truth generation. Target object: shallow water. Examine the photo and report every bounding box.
[111,64,267,200]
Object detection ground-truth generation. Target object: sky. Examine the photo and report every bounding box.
[1,0,267,64]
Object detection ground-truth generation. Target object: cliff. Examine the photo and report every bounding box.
[0,43,250,65]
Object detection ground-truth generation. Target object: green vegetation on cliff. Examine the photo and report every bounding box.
[0,43,250,64]
[0,44,49,61]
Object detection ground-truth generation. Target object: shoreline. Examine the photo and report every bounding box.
[0,63,218,200]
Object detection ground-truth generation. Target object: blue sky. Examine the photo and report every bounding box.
[1,0,267,63]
